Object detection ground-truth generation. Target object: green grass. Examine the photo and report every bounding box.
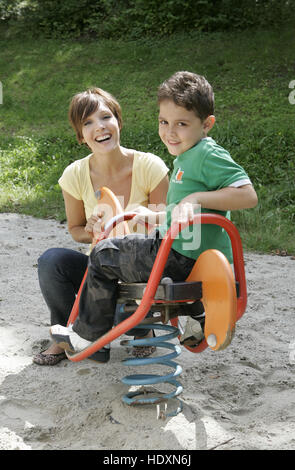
[1,26,295,254]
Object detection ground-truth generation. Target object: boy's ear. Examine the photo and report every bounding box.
[203,115,215,132]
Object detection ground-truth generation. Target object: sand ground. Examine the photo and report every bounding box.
[0,212,295,450]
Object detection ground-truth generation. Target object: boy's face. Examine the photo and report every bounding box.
[158,100,214,156]
[81,101,120,153]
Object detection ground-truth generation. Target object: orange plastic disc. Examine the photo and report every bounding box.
[186,249,237,351]
[92,186,130,245]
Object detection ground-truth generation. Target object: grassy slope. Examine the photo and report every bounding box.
[0,26,295,253]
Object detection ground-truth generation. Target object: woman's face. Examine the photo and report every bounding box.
[81,101,121,154]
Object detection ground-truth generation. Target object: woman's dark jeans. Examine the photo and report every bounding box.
[38,247,151,336]
[38,248,88,327]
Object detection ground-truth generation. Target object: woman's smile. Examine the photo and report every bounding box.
[82,104,120,153]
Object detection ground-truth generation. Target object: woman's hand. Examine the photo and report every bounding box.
[85,213,105,239]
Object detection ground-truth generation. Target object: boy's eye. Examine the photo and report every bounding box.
[159,120,168,125]
[177,122,187,126]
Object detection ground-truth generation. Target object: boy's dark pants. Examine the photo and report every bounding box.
[73,231,195,341]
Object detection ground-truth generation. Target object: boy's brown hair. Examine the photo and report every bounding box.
[157,71,214,121]
[69,87,123,144]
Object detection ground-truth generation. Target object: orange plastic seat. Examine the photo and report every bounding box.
[186,249,237,351]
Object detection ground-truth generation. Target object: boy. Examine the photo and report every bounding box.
[50,71,258,358]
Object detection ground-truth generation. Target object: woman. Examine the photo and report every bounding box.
[33,87,169,365]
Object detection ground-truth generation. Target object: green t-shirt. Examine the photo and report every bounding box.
[158,137,250,263]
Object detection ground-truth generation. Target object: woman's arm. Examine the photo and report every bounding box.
[62,190,93,243]
[148,175,169,208]
[131,175,169,226]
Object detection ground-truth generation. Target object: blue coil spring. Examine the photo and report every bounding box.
[121,323,183,416]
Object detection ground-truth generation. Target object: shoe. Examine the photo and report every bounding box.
[132,330,156,358]
[50,324,92,352]
[33,350,66,366]
[179,316,205,347]
[132,345,156,358]
[50,324,110,363]
[88,347,110,363]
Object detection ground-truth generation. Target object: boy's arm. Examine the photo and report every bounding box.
[131,206,166,226]
[188,184,258,211]
[172,184,258,223]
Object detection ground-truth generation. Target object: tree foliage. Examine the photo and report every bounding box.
[0,0,291,39]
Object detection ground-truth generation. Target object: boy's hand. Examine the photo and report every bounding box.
[132,206,165,227]
[171,201,195,225]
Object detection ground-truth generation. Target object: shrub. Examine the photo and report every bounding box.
[1,0,292,39]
